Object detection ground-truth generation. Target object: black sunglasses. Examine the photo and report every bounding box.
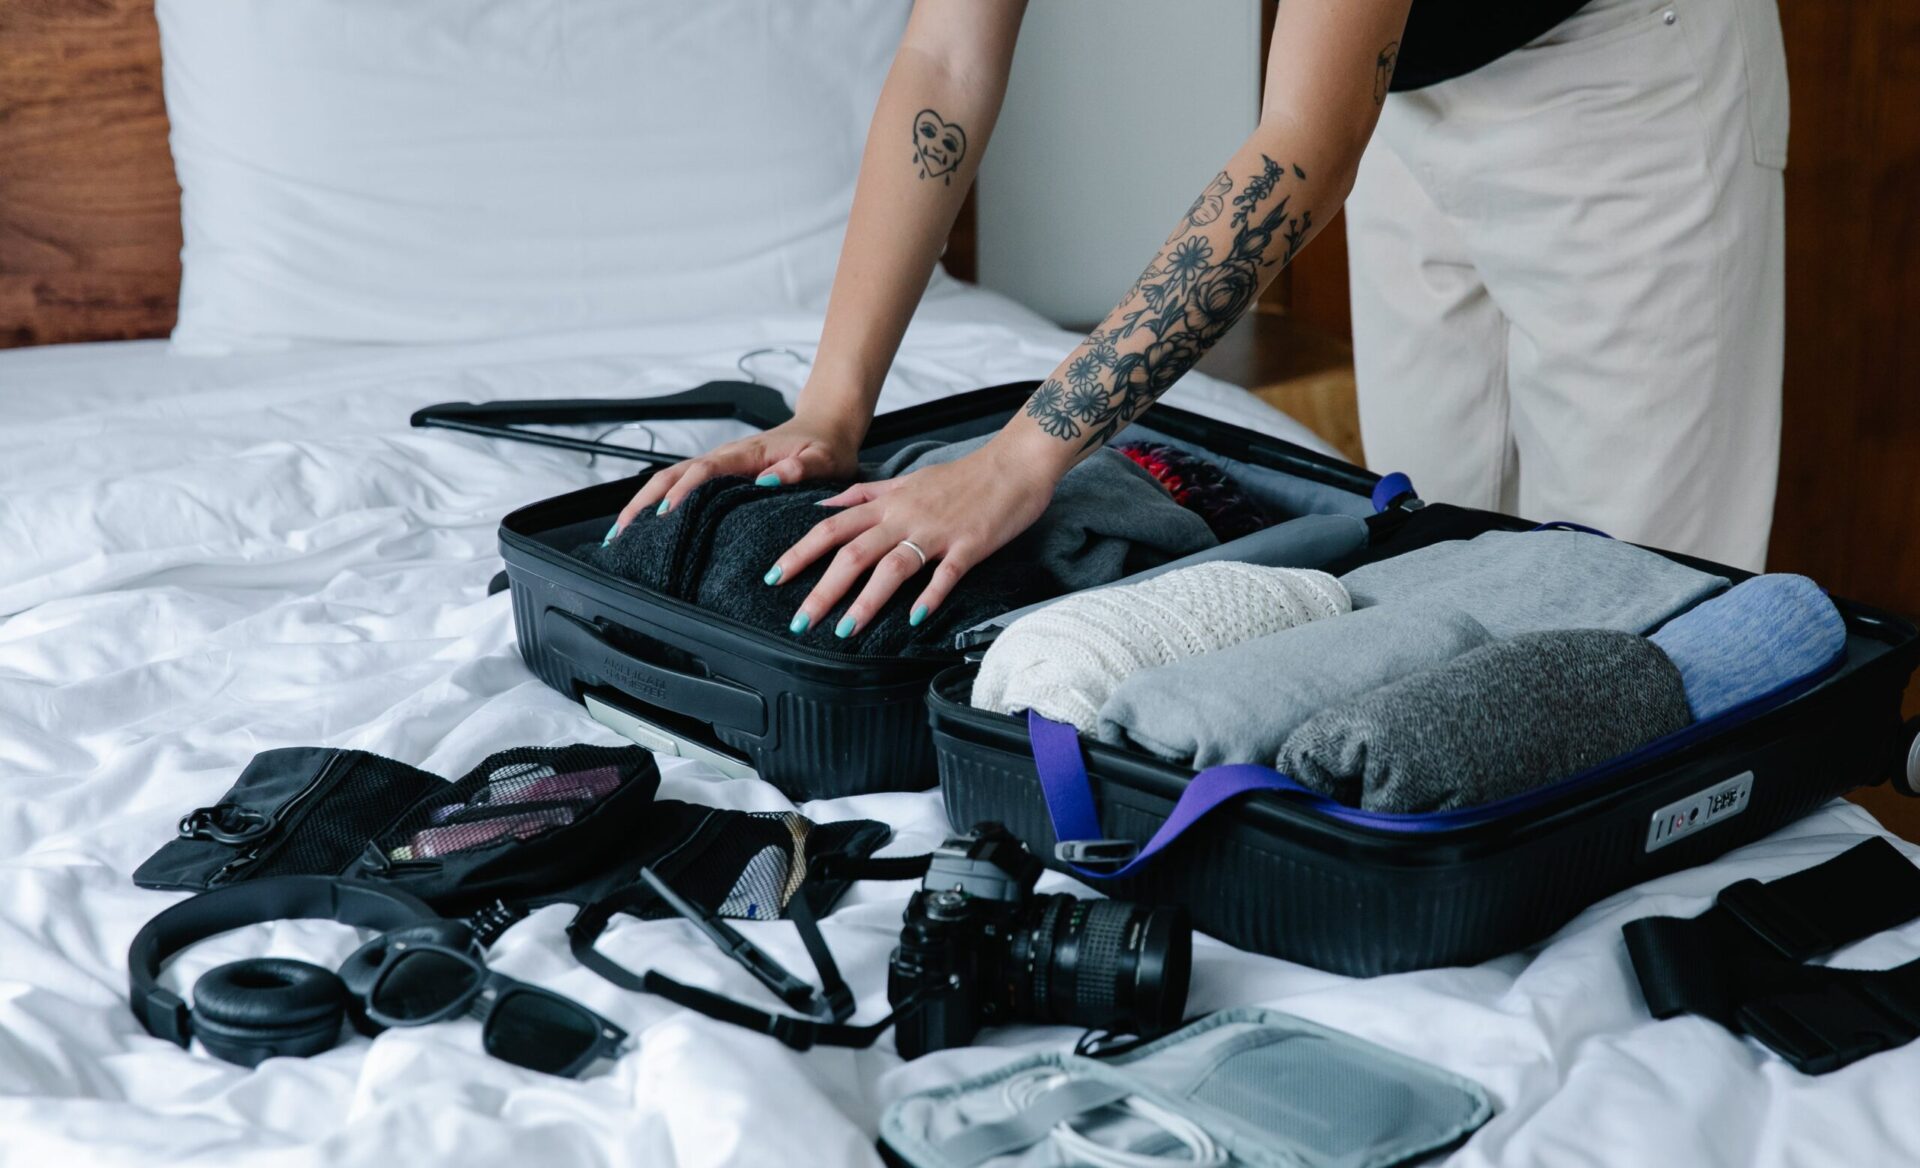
[364,940,626,1077]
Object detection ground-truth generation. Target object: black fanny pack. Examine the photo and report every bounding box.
[136,744,889,923]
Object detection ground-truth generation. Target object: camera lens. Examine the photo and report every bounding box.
[1007,894,1191,1036]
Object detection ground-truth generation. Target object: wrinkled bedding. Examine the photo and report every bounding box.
[2,282,1916,1167]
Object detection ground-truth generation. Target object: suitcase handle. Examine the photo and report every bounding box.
[542,609,767,736]
[410,381,795,464]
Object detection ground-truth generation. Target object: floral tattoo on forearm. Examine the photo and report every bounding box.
[1026,156,1313,451]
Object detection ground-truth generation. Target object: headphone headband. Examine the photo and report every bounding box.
[128,877,438,1048]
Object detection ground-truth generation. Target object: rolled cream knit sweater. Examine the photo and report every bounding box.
[970,563,1352,733]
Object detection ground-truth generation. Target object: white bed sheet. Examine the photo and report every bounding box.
[1,281,1916,1168]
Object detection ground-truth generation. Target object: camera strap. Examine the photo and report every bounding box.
[567,860,946,1051]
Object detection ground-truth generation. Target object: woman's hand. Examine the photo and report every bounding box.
[767,432,1069,636]
[610,411,864,537]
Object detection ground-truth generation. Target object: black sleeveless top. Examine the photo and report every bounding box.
[1390,0,1593,91]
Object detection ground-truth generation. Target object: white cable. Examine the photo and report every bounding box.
[1000,1071,1228,1168]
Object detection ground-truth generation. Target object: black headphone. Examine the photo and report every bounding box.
[128,877,473,1067]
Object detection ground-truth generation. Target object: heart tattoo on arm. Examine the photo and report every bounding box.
[912,109,968,184]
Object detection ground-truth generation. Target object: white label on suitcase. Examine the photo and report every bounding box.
[1645,772,1754,853]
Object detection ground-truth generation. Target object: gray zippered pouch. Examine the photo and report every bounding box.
[881,1007,1493,1168]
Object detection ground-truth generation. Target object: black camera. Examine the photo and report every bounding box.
[887,823,1192,1059]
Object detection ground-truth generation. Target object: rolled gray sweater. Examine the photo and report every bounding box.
[1338,530,1728,638]
[1097,602,1495,767]
[1278,629,1693,814]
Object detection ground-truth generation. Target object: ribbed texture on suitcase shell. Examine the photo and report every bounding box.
[509,562,941,798]
[717,689,937,801]
[510,574,561,690]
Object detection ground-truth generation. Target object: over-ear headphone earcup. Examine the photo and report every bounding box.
[336,920,478,1036]
[191,958,347,1067]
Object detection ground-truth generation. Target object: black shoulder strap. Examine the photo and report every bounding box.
[1624,838,1920,1073]
[808,852,931,883]
[1625,838,1920,1023]
[565,864,945,1051]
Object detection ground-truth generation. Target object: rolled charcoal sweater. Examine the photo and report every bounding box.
[692,485,1054,658]
[1338,530,1729,638]
[1649,573,1847,720]
[1278,629,1693,814]
[1097,602,1495,767]
[971,563,1352,734]
[879,435,1218,589]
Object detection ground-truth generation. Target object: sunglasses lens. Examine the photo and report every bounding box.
[371,949,481,1023]
[484,989,604,1075]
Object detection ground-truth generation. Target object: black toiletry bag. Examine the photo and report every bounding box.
[929,503,1920,976]
[496,383,1388,799]
[135,745,665,914]
[136,743,891,920]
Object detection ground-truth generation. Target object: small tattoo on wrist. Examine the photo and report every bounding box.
[912,108,967,184]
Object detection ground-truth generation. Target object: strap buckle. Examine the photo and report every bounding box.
[1054,839,1138,868]
[763,1012,817,1052]
[1718,877,1832,961]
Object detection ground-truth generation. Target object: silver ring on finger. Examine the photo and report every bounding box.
[897,539,929,568]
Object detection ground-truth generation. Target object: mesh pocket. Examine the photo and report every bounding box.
[253,755,442,879]
[376,744,651,863]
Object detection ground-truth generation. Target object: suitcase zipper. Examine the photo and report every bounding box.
[206,752,351,885]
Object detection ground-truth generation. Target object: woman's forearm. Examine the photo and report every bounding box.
[798,0,1027,441]
[995,0,1411,480]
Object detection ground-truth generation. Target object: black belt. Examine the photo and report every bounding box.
[1624,837,1920,1074]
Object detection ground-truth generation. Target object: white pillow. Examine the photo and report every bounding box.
[157,0,911,354]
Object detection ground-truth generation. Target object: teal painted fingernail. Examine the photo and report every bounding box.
[755,473,782,487]
[656,499,671,515]
[763,564,782,585]
[910,605,928,627]
[602,522,619,546]
[789,612,811,635]
[835,615,856,639]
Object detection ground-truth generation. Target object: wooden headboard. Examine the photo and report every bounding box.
[0,0,181,348]
[0,0,979,350]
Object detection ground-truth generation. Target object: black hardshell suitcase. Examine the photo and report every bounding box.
[493,383,1387,800]
[929,503,1920,976]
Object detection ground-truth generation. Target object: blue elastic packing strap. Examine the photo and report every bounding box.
[1029,645,1849,882]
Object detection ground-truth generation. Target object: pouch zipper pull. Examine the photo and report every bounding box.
[207,847,263,886]
[198,752,350,884]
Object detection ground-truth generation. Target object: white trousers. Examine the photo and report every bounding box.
[1347,0,1788,571]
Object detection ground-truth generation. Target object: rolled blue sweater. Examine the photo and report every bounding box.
[1649,573,1847,720]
